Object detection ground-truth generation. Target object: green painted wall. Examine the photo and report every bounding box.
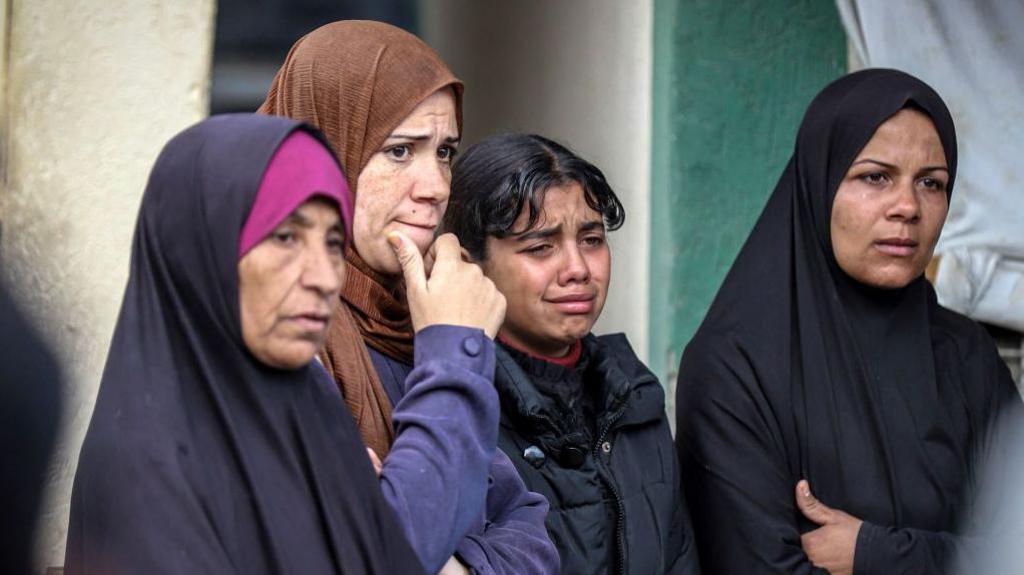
[650,0,846,388]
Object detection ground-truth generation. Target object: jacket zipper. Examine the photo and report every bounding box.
[593,403,628,575]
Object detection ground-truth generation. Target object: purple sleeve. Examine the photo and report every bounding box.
[454,450,560,575]
[378,325,499,574]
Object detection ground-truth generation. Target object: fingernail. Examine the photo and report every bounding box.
[386,232,401,250]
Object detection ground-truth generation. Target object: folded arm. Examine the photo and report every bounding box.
[454,449,559,575]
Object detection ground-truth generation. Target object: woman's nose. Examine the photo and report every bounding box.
[409,157,450,204]
[887,178,922,222]
[559,245,590,284]
[302,245,343,294]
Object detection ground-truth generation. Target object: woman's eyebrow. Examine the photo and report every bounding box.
[850,158,897,169]
[283,211,314,228]
[515,224,561,242]
[385,133,461,145]
[386,133,429,141]
[851,158,949,173]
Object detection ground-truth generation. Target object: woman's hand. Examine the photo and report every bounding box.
[436,556,470,575]
[389,232,506,338]
[796,480,863,575]
[366,448,383,476]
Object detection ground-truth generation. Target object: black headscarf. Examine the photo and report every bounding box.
[676,69,1022,573]
[0,284,62,575]
[65,114,423,575]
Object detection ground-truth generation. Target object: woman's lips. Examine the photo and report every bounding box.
[393,221,438,247]
[547,294,595,315]
[394,220,438,232]
[874,237,918,257]
[289,313,330,332]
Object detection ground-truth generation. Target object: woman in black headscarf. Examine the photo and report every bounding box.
[65,114,424,574]
[676,69,1022,574]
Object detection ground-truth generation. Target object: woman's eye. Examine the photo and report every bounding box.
[438,145,457,163]
[272,230,297,244]
[919,177,946,192]
[524,244,553,256]
[326,234,345,254]
[386,145,411,161]
[860,172,888,185]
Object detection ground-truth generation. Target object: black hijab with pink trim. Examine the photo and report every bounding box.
[66,114,422,575]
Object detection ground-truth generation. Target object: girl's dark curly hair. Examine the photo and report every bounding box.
[443,133,625,261]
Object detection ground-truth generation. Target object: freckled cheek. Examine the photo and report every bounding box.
[833,206,871,256]
[354,206,391,252]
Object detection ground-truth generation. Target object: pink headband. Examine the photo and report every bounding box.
[238,130,352,258]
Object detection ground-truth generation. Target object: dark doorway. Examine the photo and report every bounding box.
[211,0,417,114]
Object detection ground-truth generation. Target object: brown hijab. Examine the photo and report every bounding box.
[259,20,464,458]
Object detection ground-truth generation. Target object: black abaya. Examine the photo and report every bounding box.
[0,285,62,575]
[675,69,1022,574]
[65,114,424,574]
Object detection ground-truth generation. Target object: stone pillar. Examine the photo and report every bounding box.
[0,1,215,570]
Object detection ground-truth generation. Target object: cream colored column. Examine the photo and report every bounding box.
[0,1,215,570]
[420,0,653,362]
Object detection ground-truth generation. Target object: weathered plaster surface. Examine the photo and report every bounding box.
[0,1,215,569]
[421,0,653,362]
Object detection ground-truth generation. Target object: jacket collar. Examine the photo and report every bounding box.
[495,334,664,463]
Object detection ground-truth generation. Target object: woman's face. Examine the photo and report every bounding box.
[831,108,950,289]
[353,88,459,275]
[482,182,611,357]
[239,198,345,369]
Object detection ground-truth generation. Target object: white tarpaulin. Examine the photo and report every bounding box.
[836,0,1024,332]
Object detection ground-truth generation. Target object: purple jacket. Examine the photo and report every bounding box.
[316,325,558,574]
[371,325,558,574]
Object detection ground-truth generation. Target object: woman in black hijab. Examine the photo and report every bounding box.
[676,69,1022,574]
[65,114,424,574]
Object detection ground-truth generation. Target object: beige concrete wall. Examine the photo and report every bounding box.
[0,1,215,570]
[420,0,654,361]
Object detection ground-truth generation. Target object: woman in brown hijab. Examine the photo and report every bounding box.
[260,20,558,575]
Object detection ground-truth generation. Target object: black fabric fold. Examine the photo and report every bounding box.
[0,285,62,575]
